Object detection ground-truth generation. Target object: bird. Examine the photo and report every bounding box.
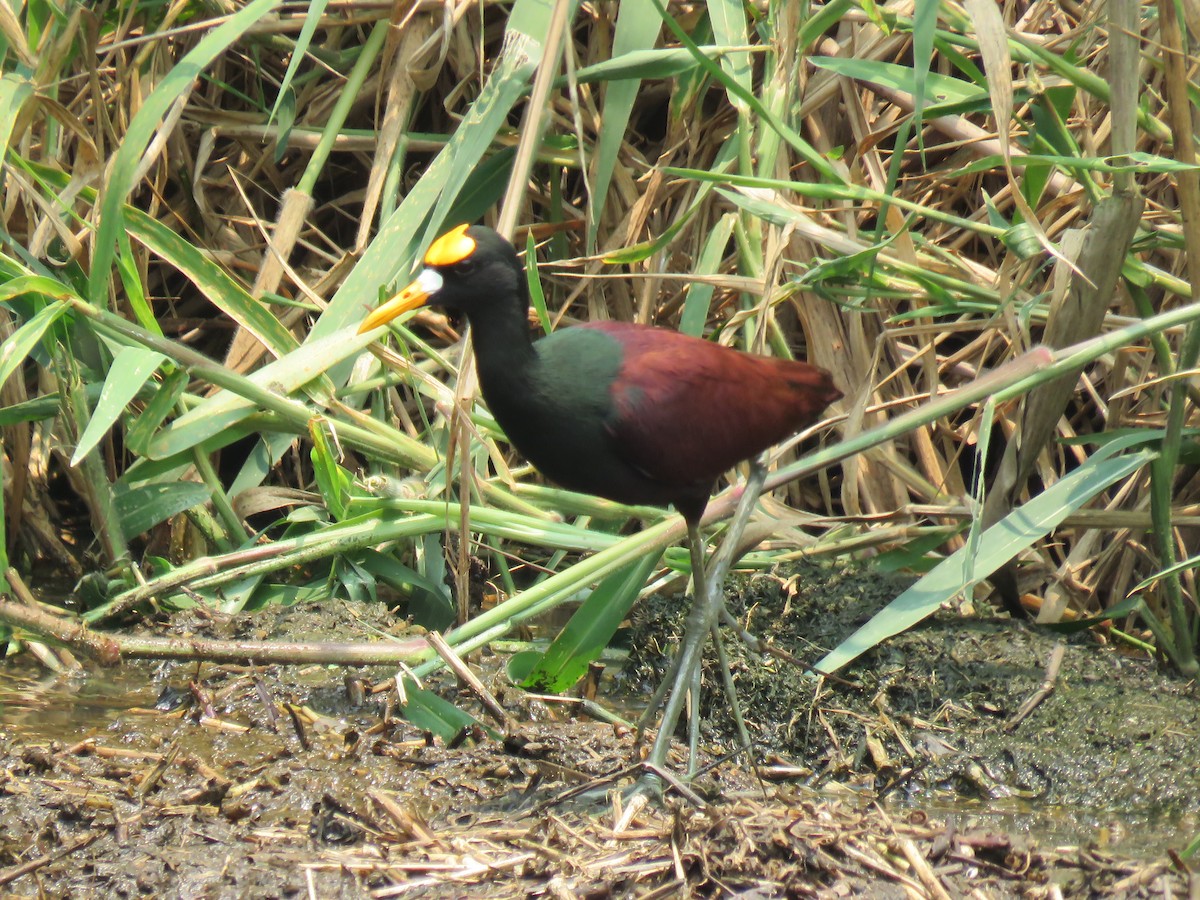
[360,223,840,781]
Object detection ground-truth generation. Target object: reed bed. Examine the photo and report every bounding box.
[0,0,1197,685]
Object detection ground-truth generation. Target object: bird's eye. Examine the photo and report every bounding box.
[454,259,476,275]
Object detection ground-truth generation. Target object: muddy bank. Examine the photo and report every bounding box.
[627,561,1200,853]
[0,562,1196,897]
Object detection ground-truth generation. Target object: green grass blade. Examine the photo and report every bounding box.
[115,227,161,336]
[88,0,279,307]
[0,297,71,389]
[400,682,482,742]
[0,73,34,159]
[646,0,839,182]
[526,231,552,334]
[126,205,298,357]
[571,46,739,82]
[423,33,543,243]
[112,482,212,537]
[808,56,987,111]
[267,0,329,126]
[680,212,737,336]
[587,0,659,247]
[909,0,940,133]
[1040,594,1143,634]
[0,273,80,304]
[356,551,455,630]
[295,20,388,197]
[125,369,188,456]
[706,0,751,107]
[815,442,1157,676]
[414,518,684,677]
[309,419,353,521]
[518,552,660,693]
[70,346,165,466]
[311,0,547,342]
[145,328,378,460]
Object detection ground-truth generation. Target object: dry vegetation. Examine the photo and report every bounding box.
[4,2,1200,893]
[1,0,1198,713]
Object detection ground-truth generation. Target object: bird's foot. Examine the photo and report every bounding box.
[612,758,712,832]
[614,463,771,832]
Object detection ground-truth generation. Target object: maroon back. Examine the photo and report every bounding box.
[587,321,840,489]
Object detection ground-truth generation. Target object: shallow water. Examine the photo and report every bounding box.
[0,662,159,736]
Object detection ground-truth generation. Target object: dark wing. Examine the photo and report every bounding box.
[587,322,840,488]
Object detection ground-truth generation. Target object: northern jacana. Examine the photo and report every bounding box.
[360,224,840,778]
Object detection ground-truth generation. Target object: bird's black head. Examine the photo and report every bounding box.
[358,225,525,333]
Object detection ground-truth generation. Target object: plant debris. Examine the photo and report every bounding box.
[2,565,1197,897]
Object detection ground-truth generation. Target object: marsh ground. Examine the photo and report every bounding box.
[1,564,1195,897]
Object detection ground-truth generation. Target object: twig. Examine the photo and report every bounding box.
[898,837,954,900]
[5,568,78,671]
[1,577,120,665]
[0,831,102,887]
[425,631,516,731]
[0,596,429,668]
[1005,641,1066,731]
[369,790,444,846]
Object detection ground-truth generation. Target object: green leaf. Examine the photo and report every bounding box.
[815,438,1157,675]
[309,419,353,521]
[356,550,454,629]
[116,226,160,336]
[145,328,377,460]
[680,213,737,337]
[526,231,552,335]
[125,368,189,456]
[1001,222,1043,259]
[311,0,548,343]
[88,0,280,307]
[413,532,452,628]
[0,274,79,305]
[587,0,661,246]
[572,46,730,83]
[1126,548,1200,601]
[872,524,968,574]
[797,0,858,48]
[445,146,516,226]
[125,204,299,358]
[808,56,986,112]
[707,0,751,108]
[506,650,542,684]
[71,347,165,466]
[250,582,331,607]
[1040,594,1143,634]
[646,0,838,181]
[400,681,481,743]
[272,87,297,164]
[910,0,939,127]
[422,34,544,244]
[953,151,1200,177]
[602,141,740,266]
[112,481,211,537]
[0,427,6,580]
[337,554,374,605]
[0,392,69,425]
[0,73,35,160]
[0,299,71,391]
[518,552,660,694]
[268,0,328,126]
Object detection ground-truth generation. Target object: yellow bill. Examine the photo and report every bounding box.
[358,268,444,334]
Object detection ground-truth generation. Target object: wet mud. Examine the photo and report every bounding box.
[0,562,1196,897]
